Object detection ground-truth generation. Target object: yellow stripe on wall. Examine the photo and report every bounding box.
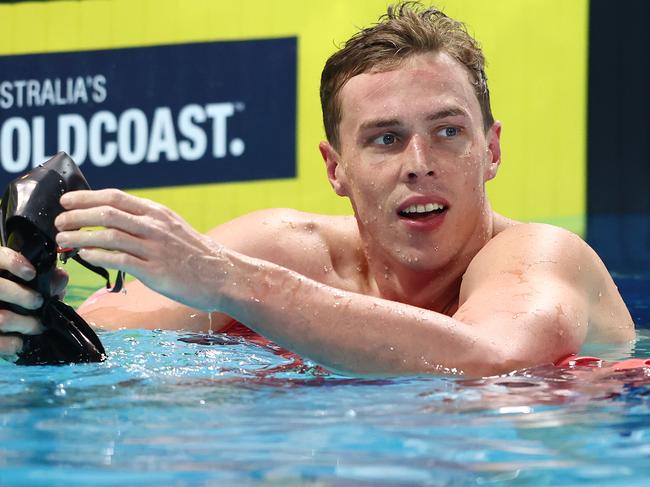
[438,0,589,236]
[0,0,588,235]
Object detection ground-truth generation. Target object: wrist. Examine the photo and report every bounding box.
[188,238,236,313]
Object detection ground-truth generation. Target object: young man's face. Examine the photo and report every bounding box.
[321,51,501,269]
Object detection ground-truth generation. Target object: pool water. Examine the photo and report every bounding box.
[1,276,649,486]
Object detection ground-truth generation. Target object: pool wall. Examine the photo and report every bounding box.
[1,1,646,274]
[0,0,590,239]
[587,0,650,273]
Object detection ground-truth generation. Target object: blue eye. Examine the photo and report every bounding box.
[438,127,460,137]
[373,133,397,145]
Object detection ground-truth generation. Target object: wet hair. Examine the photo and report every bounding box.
[320,1,494,150]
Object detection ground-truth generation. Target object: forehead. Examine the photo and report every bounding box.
[338,51,481,133]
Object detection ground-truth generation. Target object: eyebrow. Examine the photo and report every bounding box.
[426,107,468,121]
[358,107,469,132]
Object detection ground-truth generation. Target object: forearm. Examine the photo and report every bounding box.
[214,250,497,376]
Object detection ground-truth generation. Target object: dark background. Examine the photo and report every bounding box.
[587,0,650,273]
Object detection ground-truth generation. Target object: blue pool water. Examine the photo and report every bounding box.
[1,276,649,486]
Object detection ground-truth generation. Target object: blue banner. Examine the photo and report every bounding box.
[0,37,297,189]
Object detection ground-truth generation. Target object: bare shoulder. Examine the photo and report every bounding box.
[467,222,592,281]
[463,221,634,342]
[207,209,361,283]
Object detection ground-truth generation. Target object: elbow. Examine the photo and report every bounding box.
[457,345,540,378]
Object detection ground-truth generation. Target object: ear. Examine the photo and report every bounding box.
[319,140,349,197]
[483,121,502,182]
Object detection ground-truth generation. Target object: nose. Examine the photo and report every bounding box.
[402,135,435,182]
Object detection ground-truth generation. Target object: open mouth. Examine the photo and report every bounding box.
[398,203,447,219]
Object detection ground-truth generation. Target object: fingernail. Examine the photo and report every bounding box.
[56,233,69,246]
[60,193,72,206]
[12,336,23,354]
[22,266,36,280]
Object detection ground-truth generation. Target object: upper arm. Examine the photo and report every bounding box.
[453,225,591,369]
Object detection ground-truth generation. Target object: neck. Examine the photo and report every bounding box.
[361,208,495,314]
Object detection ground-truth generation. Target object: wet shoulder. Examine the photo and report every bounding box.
[473,222,601,284]
[207,209,360,282]
[469,221,634,341]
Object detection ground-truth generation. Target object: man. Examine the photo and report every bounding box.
[0,3,634,376]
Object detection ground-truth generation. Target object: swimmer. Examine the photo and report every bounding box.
[0,3,635,376]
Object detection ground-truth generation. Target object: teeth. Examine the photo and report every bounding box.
[401,203,445,214]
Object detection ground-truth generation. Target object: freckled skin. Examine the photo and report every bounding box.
[0,53,634,376]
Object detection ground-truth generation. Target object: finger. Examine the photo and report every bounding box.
[60,189,155,216]
[0,310,44,335]
[78,248,147,276]
[0,334,22,356]
[50,268,69,298]
[55,206,147,237]
[0,279,43,310]
[0,247,36,281]
[56,229,149,260]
